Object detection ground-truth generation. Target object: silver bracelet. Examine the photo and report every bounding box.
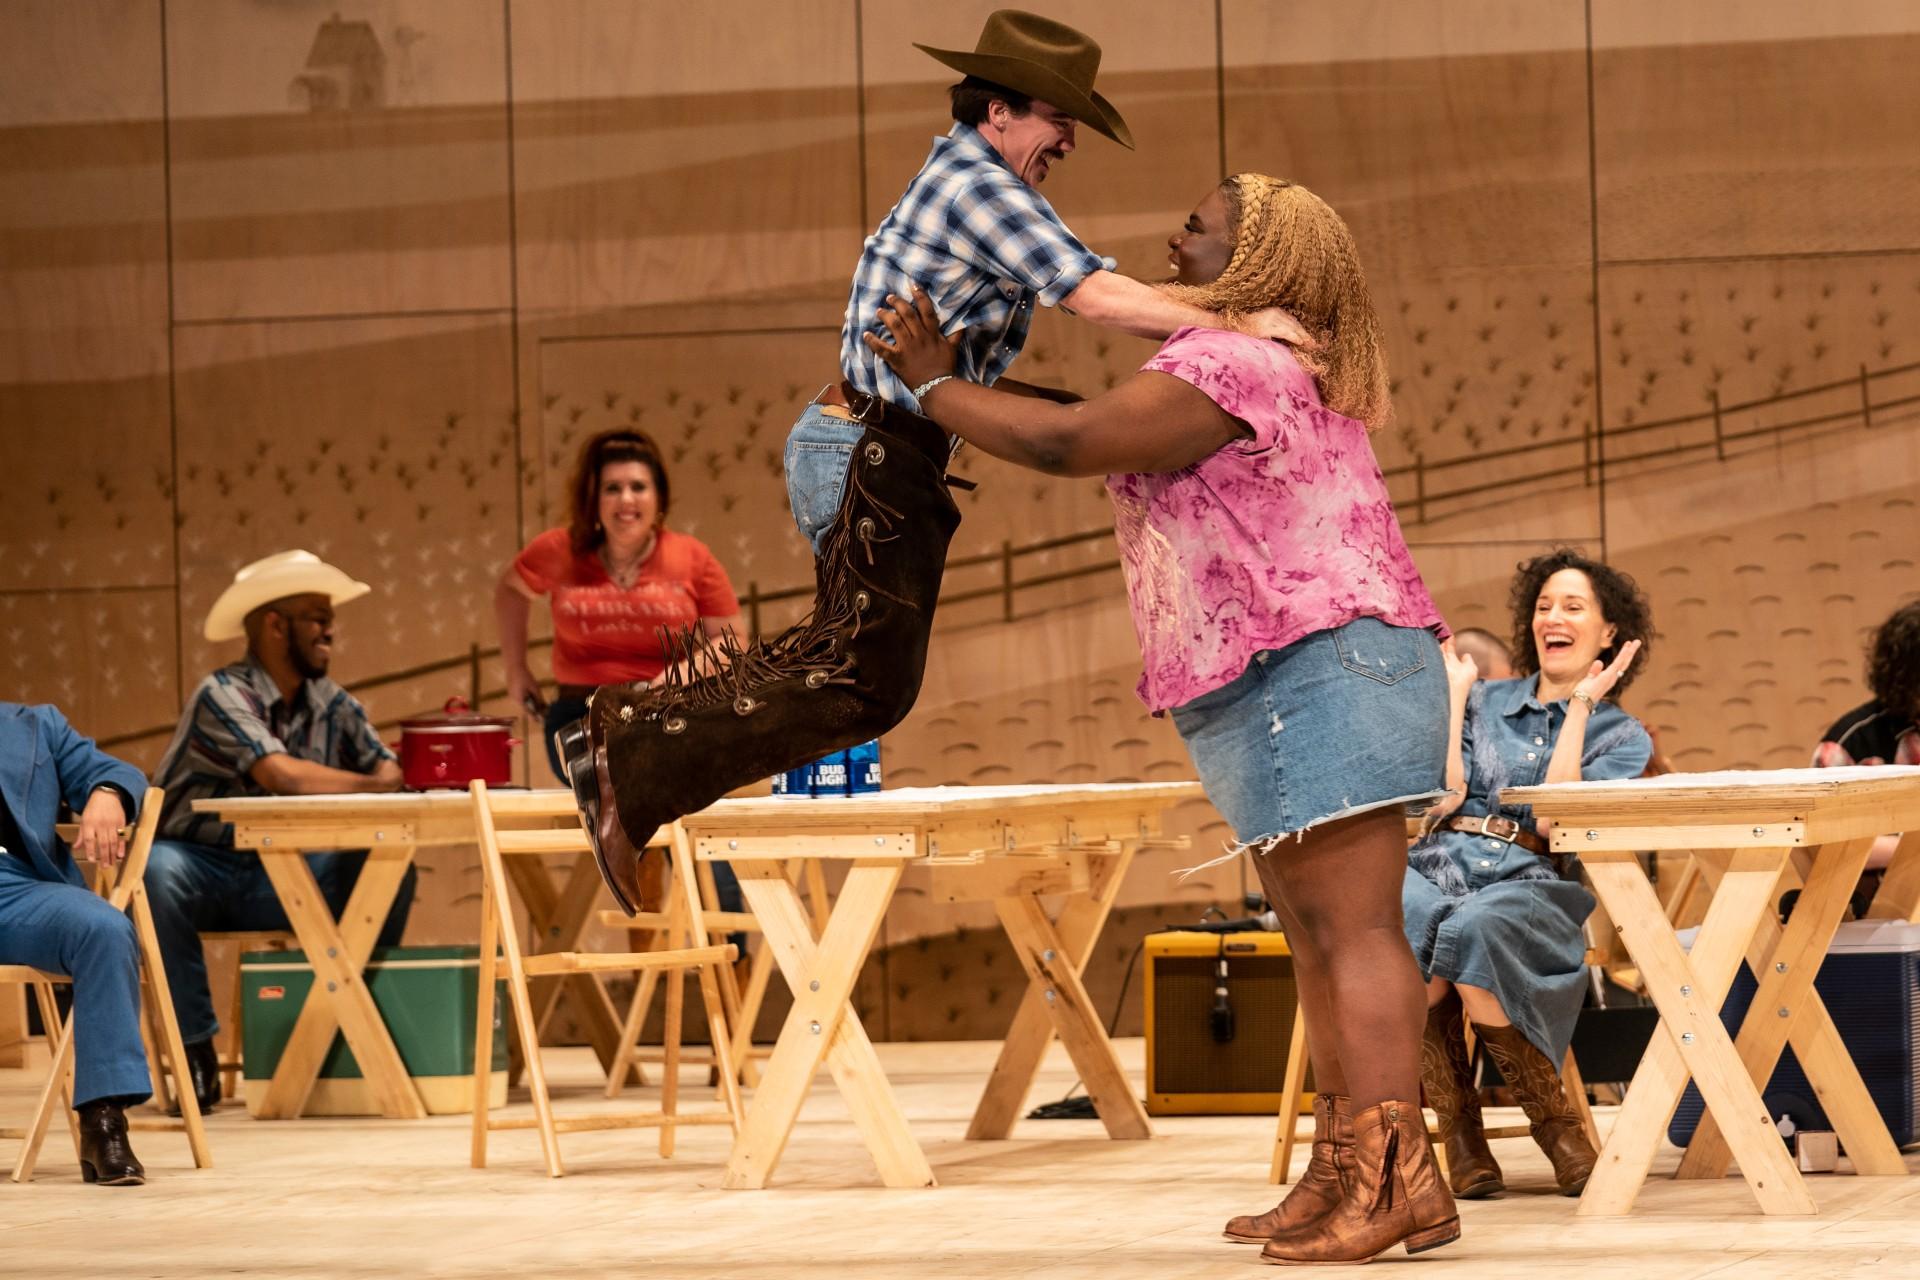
[911,374,954,402]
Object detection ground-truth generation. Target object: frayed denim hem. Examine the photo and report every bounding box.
[1176,787,1451,878]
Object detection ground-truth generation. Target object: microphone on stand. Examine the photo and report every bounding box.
[1210,946,1237,1043]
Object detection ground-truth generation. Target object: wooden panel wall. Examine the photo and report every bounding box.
[2,1,1915,1039]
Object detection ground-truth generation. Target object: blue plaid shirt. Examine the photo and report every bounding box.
[842,124,1112,410]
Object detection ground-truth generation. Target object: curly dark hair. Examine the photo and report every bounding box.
[1507,548,1655,699]
[1866,600,1920,719]
[566,428,670,556]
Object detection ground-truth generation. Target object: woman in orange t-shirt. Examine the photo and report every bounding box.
[495,429,742,782]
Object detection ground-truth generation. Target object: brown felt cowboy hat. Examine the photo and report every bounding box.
[916,10,1133,150]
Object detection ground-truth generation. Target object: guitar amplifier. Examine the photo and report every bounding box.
[1144,929,1315,1115]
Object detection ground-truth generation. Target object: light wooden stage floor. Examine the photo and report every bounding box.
[5,1039,1918,1279]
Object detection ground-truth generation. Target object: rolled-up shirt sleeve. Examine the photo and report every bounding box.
[1580,714,1654,782]
[192,679,288,777]
[945,173,1108,308]
[333,692,397,773]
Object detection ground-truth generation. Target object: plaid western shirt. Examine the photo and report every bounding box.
[151,656,395,847]
[841,124,1112,410]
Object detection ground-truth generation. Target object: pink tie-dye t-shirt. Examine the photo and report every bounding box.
[1108,327,1446,713]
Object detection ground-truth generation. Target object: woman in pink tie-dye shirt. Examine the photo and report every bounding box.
[867,176,1458,1265]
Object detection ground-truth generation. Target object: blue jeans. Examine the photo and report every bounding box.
[784,403,866,554]
[0,855,151,1108]
[146,839,417,1044]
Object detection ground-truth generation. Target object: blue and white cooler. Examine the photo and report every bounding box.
[1668,917,1920,1150]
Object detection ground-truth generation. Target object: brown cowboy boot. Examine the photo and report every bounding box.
[1223,1095,1352,1243]
[1422,993,1503,1199]
[570,402,962,914]
[1474,1022,1597,1196]
[1260,1099,1460,1266]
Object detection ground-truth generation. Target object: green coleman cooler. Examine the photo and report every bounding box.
[240,945,507,1116]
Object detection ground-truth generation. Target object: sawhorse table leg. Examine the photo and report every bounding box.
[254,845,425,1120]
[990,890,1152,1141]
[967,844,1138,1140]
[1680,838,1903,1179]
[723,859,934,1189]
[1578,846,1813,1215]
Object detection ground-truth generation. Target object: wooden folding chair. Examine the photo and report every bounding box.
[466,782,744,1177]
[601,854,831,1095]
[3,788,211,1181]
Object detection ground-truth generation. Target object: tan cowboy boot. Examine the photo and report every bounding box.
[1422,993,1503,1198]
[1260,1099,1460,1265]
[1474,1022,1597,1196]
[1223,1095,1352,1243]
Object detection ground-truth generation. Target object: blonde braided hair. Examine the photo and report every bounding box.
[1164,175,1391,431]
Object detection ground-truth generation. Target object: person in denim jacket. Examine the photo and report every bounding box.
[1407,550,1653,1199]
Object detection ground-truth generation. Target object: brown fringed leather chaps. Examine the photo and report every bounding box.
[579,398,961,909]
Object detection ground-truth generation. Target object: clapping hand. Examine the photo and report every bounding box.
[1574,638,1643,706]
[1440,638,1479,700]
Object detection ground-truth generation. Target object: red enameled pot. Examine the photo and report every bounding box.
[395,697,519,789]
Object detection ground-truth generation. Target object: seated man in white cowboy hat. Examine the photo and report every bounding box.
[146,550,411,1113]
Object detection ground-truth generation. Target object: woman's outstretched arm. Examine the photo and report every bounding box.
[864,288,1246,477]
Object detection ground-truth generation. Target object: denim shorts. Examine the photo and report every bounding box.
[1170,616,1448,848]
[784,404,865,555]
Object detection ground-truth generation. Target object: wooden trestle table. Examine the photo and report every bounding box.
[1502,765,1920,1216]
[192,789,627,1120]
[683,782,1201,1189]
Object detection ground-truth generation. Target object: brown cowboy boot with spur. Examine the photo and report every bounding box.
[1224,1094,1353,1243]
[1474,1022,1597,1196]
[568,402,962,914]
[1422,992,1503,1198]
[1260,1099,1461,1266]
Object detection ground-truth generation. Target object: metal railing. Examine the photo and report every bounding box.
[97,357,1919,753]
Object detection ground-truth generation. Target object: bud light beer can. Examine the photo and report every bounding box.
[771,762,813,797]
[847,738,882,794]
[811,750,851,796]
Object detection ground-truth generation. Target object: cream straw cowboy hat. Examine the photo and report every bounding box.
[203,550,371,642]
[916,9,1133,149]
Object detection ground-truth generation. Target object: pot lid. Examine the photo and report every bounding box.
[399,695,516,730]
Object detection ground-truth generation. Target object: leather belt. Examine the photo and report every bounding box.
[1443,813,1550,857]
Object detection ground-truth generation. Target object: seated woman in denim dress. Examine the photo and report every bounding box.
[1407,549,1652,1199]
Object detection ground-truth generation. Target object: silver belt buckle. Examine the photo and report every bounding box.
[1476,813,1518,845]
